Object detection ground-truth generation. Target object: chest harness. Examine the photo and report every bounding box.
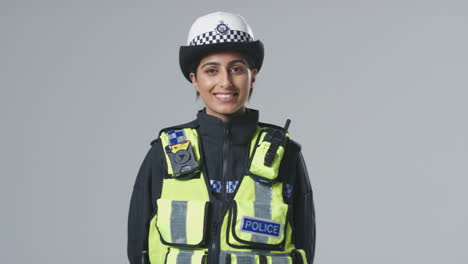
[147,121,308,264]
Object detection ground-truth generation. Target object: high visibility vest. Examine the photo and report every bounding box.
[147,124,308,264]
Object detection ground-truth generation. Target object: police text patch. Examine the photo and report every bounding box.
[240,216,282,238]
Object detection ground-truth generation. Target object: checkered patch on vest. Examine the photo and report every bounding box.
[210,180,239,193]
[285,184,294,199]
[226,181,239,193]
[210,180,222,193]
[190,30,253,46]
[167,130,187,145]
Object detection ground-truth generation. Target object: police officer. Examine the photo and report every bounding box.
[128,11,316,264]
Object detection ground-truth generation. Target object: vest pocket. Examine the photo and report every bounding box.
[165,248,208,264]
[156,199,210,247]
[226,200,289,250]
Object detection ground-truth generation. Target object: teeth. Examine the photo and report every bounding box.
[215,94,233,98]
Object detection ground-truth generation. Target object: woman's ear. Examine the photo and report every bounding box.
[189,72,199,92]
[250,68,258,87]
[248,68,258,100]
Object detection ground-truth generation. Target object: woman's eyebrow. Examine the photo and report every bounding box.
[228,59,247,66]
[201,62,220,68]
[201,59,247,69]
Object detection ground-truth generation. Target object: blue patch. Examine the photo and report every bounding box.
[226,181,239,193]
[210,180,222,193]
[285,184,294,199]
[210,180,239,194]
[167,129,187,145]
[240,216,282,238]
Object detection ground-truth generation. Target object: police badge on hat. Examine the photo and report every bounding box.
[215,20,230,35]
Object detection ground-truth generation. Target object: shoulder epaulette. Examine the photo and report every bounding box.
[150,119,199,146]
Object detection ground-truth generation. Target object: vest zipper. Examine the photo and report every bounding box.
[213,125,229,263]
[222,126,229,200]
[208,125,230,264]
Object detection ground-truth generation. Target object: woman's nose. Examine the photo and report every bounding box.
[219,69,233,88]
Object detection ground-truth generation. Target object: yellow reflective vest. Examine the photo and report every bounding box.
[147,122,309,264]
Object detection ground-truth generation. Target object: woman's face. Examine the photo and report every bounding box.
[189,51,257,122]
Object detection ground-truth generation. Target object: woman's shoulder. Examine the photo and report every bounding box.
[257,121,302,152]
[149,118,199,146]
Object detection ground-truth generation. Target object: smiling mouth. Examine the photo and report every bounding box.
[213,93,238,102]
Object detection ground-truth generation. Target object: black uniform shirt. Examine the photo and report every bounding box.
[127,108,316,263]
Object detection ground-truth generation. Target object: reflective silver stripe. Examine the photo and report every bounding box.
[237,255,256,264]
[254,181,272,204]
[272,256,289,264]
[220,251,291,264]
[222,250,289,256]
[219,251,227,264]
[171,201,187,244]
[176,251,193,263]
[253,181,272,243]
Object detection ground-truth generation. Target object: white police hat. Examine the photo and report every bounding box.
[179,11,264,82]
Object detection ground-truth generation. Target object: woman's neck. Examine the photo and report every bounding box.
[205,106,247,123]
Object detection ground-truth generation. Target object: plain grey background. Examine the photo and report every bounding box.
[1,1,467,263]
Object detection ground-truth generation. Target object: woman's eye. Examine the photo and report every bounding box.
[231,66,245,73]
[205,68,217,74]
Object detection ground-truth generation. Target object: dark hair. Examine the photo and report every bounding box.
[189,49,256,99]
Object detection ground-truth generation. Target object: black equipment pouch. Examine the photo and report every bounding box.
[165,140,198,175]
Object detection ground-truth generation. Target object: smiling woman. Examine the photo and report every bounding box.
[190,51,257,122]
[127,11,316,264]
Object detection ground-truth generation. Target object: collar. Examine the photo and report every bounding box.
[196,107,259,145]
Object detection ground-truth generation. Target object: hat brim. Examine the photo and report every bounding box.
[179,40,264,83]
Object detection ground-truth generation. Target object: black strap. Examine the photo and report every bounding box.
[225,253,231,264]
[140,250,149,264]
[264,119,290,166]
[292,250,304,264]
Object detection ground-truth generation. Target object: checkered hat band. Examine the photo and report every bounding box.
[190,30,253,46]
